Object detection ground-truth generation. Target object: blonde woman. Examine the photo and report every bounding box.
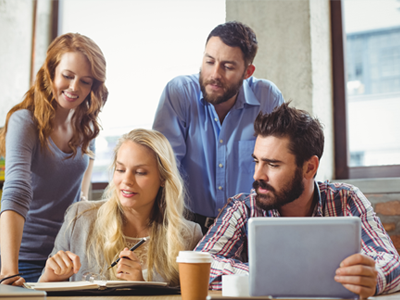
[40,129,202,286]
[0,33,107,284]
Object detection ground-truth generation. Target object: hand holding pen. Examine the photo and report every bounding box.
[0,273,24,286]
[110,237,147,282]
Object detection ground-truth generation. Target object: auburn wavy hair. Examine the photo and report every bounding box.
[0,33,108,158]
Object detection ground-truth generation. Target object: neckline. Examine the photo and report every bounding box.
[48,136,74,156]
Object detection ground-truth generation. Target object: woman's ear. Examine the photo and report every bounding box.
[303,155,319,179]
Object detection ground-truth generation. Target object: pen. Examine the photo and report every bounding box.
[0,273,23,283]
[107,237,147,270]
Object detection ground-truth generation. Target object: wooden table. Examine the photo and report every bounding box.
[46,290,400,300]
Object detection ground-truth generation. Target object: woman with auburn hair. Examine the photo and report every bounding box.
[0,33,108,285]
[40,129,202,286]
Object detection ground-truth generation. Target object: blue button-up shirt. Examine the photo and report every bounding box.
[153,73,284,217]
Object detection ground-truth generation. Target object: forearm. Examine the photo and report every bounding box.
[0,211,25,275]
[209,255,249,290]
[371,252,400,294]
[81,159,94,200]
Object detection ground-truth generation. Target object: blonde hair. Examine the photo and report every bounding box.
[87,129,190,286]
[0,32,108,158]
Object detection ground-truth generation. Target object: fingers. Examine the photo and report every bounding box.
[115,248,144,281]
[11,276,25,286]
[340,283,376,299]
[45,251,80,276]
[0,275,25,286]
[340,253,375,268]
[335,254,377,299]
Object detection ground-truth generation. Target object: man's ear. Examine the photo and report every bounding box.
[303,155,319,179]
[244,64,256,79]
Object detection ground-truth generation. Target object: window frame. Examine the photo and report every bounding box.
[330,0,400,179]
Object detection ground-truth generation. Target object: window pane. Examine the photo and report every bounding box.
[343,0,400,167]
[59,0,225,182]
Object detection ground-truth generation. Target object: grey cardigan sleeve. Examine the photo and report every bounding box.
[1,110,38,219]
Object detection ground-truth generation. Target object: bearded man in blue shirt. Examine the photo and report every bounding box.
[153,21,284,233]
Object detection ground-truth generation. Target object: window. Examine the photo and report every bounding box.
[57,0,225,185]
[331,0,400,179]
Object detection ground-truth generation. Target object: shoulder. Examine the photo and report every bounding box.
[65,200,105,222]
[8,109,35,128]
[318,180,360,196]
[318,180,372,214]
[182,219,203,249]
[183,219,201,233]
[246,76,281,94]
[229,192,254,209]
[164,74,200,96]
[245,76,284,108]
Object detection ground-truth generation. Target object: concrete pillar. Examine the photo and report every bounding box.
[32,0,53,76]
[226,0,334,180]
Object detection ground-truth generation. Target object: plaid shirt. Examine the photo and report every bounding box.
[195,181,400,294]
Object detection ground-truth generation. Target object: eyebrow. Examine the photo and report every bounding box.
[116,161,149,167]
[251,154,282,164]
[204,53,238,66]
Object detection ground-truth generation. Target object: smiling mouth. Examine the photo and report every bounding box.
[63,91,79,101]
[121,190,137,197]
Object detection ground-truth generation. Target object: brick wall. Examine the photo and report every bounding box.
[367,193,400,253]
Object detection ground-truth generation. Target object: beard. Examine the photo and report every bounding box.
[253,167,305,212]
[199,69,244,105]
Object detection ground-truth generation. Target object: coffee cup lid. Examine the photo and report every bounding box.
[176,251,213,263]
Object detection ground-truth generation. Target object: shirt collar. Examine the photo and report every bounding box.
[232,78,260,109]
[311,180,323,217]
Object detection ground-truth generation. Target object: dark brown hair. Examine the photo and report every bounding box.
[254,102,324,168]
[206,21,258,66]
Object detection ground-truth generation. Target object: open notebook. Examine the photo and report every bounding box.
[24,280,167,292]
[23,280,179,296]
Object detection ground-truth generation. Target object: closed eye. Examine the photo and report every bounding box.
[115,169,125,173]
[81,80,91,85]
[63,74,73,80]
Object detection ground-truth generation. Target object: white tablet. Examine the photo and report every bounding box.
[0,283,46,299]
[248,217,361,298]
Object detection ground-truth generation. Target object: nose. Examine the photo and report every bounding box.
[253,163,268,182]
[122,172,135,186]
[69,78,79,91]
[211,63,222,80]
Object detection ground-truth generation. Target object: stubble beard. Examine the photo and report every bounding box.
[199,70,244,105]
[253,167,305,212]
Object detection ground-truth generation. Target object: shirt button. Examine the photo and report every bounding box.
[214,118,218,122]
[218,208,221,212]
[219,163,223,168]
[219,139,223,144]
[218,186,222,190]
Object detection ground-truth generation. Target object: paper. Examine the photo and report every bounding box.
[222,274,249,297]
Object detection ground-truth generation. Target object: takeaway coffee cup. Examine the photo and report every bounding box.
[176,251,212,300]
